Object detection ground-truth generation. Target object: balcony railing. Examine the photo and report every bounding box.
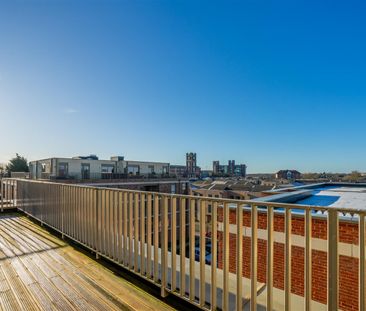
[1,178,365,311]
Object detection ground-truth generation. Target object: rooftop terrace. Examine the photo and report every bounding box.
[1,178,365,311]
[0,213,175,311]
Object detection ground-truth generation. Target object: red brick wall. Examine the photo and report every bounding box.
[217,208,360,311]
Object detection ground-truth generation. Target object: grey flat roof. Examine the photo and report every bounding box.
[265,182,366,210]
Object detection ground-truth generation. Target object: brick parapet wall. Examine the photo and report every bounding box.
[217,208,360,311]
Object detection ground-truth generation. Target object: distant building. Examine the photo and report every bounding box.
[170,152,201,178]
[184,152,201,178]
[200,170,213,178]
[169,165,187,178]
[228,160,236,175]
[186,153,197,177]
[275,170,301,180]
[29,155,170,180]
[191,179,271,200]
[213,161,220,175]
[212,160,247,177]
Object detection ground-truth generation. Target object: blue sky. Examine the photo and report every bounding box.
[0,1,366,173]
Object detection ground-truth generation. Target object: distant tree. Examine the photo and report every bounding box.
[302,173,319,180]
[6,154,29,173]
[0,163,5,177]
[343,171,361,182]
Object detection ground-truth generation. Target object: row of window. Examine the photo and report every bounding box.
[57,163,168,176]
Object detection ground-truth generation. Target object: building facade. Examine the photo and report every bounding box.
[29,155,170,180]
[212,160,247,177]
[186,152,197,178]
[169,165,187,178]
[275,169,301,180]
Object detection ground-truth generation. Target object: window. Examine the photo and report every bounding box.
[41,163,47,172]
[148,165,155,174]
[127,165,139,175]
[81,163,90,179]
[162,166,168,174]
[171,184,176,194]
[58,163,68,177]
[101,164,114,173]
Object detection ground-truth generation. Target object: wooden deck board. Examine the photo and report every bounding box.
[0,214,175,311]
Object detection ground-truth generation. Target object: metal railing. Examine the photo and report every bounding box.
[0,178,365,311]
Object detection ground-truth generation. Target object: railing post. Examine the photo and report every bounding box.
[236,204,243,311]
[96,188,100,259]
[199,199,206,307]
[359,213,365,311]
[171,197,177,291]
[211,201,217,310]
[179,197,186,297]
[61,185,65,240]
[285,208,292,311]
[134,193,139,272]
[223,202,229,310]
[1,179,3,212]
[189,198,195,301]
[328,209,339,311]
[251,204,258,311]
[305,209,312,310]
[146,193,152,278]
[153,194,159,282]
[161,195,169,298]
[267,206,274,311]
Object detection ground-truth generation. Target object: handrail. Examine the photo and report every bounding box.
[5,177,366,214]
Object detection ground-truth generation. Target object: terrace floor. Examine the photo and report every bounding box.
[0,213,175,311]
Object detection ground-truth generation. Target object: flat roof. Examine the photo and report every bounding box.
[295,185,366,209]
[266,183,366,210]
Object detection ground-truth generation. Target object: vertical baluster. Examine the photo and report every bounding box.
[123,192,128,265]
[134,193,139,272]
[1,179,3,212]
[161,196,168,296]
[189,199,195,301]
[153,194,159,282]
[118,191,123,264]
[285,208,292,311]
[113,191,118,260]
[223,202,229,311]
[147,193,152,278]
[129,192,134,269]
[236,204,243,311]
[360,213,365,311]
[199,199,206,307]
[171,197,177,291]
[211,201,218,310]
[140,193,146,275]
[305,209,312,311]
[251,204,258,311]
[267,206,274,311]
[328,209,338,311]
[180,197,186,297]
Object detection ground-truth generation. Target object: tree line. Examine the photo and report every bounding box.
[0,154,29,177]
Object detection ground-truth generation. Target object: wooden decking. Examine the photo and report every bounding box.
[0,213,175,311]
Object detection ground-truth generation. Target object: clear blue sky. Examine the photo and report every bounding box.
[1,1,365,173]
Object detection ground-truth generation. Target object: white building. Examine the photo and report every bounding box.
[29,155,170,180]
